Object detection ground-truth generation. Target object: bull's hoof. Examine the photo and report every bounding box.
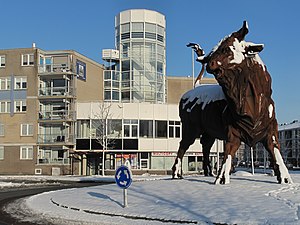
[204,173,214,177]
[278,176,293,184]
[214,175,229,185]
[276,169,293,184]
[172,174,183,179]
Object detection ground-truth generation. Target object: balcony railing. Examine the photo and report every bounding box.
[37,134,74,144]
[38,64,73,74]
[39,110,76,121]
[38,158,70,165]
[39,87,76,97]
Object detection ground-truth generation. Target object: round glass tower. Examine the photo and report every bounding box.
[115,9,166,103]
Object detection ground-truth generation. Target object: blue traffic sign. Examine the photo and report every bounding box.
[115,165,132,189]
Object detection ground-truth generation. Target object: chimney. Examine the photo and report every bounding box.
[32,42,36,48]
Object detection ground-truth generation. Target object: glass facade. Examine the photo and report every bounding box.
[105,10,166,103]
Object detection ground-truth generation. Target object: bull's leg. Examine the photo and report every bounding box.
[201,134,215,176]
[172,130,198,179]
[215,129,240,185]
[172,148,186,179]
[262,132,293,184]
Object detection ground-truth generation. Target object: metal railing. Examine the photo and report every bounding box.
[38,158,70,165]
[37,134,74,144]
[38,87,76,97]
[39,110,76,121]
[38,63,73,74]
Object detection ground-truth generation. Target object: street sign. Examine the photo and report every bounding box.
[115,165,132,189]
[115,165,132,208]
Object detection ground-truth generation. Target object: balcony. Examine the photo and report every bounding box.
[39,87,76,97]
[38,110,76,121]
[38,158,70,165]
[38,63,73,74]
[37,134,75,145]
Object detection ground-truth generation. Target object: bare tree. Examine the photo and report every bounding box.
[92,102,117,176]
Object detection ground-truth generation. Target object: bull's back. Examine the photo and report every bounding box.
[179,85,228,139]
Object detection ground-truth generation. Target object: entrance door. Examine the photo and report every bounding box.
[140,152,149,169]
[87,154,101,175]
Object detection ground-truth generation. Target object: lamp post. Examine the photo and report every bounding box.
[192,49,195,86]
[250,147,255,175]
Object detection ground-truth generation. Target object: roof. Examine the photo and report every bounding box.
[279,120,300,131]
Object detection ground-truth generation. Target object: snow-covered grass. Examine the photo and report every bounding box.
[4,171,300,225]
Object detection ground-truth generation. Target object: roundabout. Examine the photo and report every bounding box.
[5,172,300,225]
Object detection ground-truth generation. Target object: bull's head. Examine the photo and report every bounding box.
[205,21,265,79]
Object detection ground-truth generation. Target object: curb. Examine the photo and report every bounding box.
[50,198,198,224]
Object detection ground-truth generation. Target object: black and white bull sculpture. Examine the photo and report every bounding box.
[172,21,293,185]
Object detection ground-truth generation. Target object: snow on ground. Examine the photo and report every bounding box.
[4,171,300,225]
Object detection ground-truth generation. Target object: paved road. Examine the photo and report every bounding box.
[0,182,109,225]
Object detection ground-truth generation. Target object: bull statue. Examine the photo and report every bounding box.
[172,21,293,184]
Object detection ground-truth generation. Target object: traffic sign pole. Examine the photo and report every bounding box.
[115,165,132,208]
[123,189,128,207]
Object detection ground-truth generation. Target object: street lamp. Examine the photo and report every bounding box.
[192,48,195,86]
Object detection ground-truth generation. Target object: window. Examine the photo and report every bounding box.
[107,119,122,138]
[157,25,164,35]
[21,124,33,136]
[121,33,130,40]
[15,100,26,112]
[121,23,130,33]
[157,62,163,73]
[157,45,165,62]
[132,22,144,32]
[157,25,165,43]
[140,152,149,169]
[122,60,130,72]
[104,71,120,101]
[157,34,164,42]
[0,101,10,113]
[123,119,138,138]
[0,146,3,160]
[145,23,156,33]
[121,91,130,101]
[0,77,11,90]
[22,54,34,66]
[20,146,33,159]
[0,55,5,67]
[168,121,181,138]
[121,23,130,40]
[155,120,167,138]
[38,148,69,164]
[131,22,144,38]
[77,120,90,138]
[121,43,130,58]
[139,120,153,138]
[15,77,27,89]
[91,119,105,138]
[0,123,4,136]
[132,32,144,38]
[145,32,156,40]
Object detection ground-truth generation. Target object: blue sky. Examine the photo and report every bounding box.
[1,0,300,124]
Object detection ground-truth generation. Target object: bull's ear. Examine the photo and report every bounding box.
[245,44,264,56]
[234,21,249,41]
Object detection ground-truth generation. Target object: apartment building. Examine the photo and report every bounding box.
[0,45,104,175]
[278,121,300,168]
[234,121,300,169]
